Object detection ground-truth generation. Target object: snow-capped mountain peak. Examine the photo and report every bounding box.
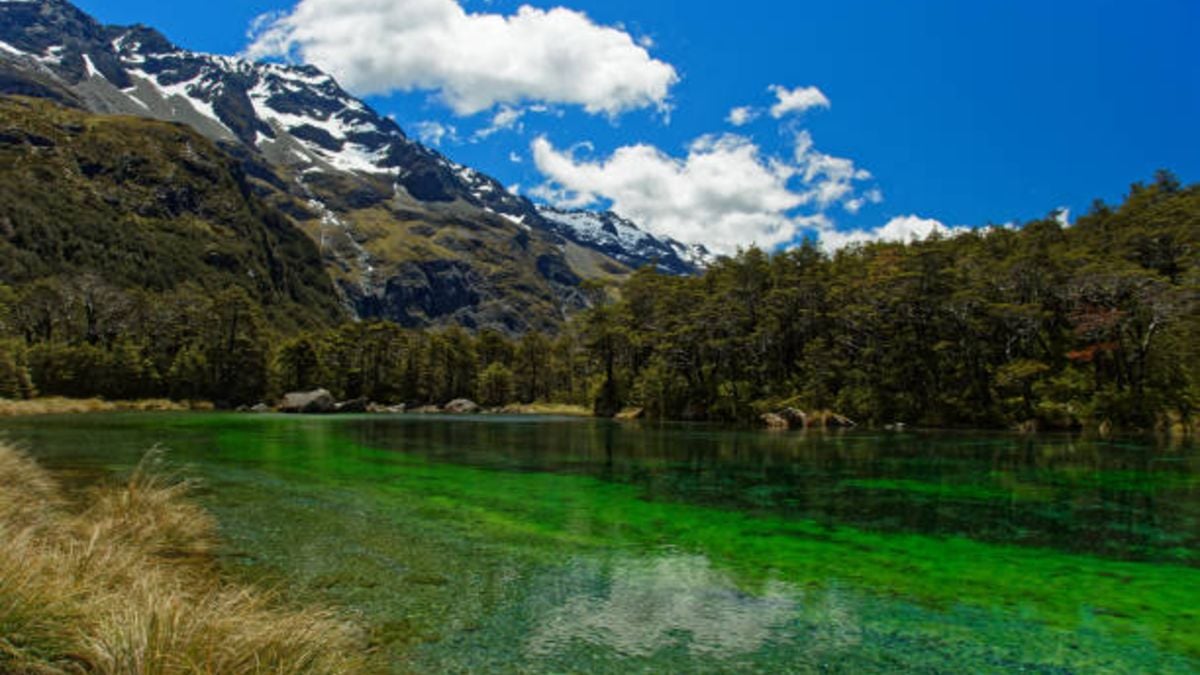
[537,206,713,275]
[0,0,713,278]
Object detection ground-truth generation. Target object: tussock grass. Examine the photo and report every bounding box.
[0,398,214,418]
[0,445,370,674]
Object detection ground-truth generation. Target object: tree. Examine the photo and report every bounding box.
[0,340,34,399]
[479,362,514,407]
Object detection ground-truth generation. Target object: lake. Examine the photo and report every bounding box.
[2,413,1198,672]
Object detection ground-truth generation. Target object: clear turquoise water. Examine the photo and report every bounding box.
[3,413,1198,673]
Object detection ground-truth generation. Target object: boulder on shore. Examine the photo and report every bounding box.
[780,408,808,429]
[761,413,790,430]
[279,389,336,414]
[444,399,481,415]
[824,412,856,428]
[368,403,407,414]
[410,405,442,414]
[249,403,272,414]
[334,398,369,414]
[615,407,645,421]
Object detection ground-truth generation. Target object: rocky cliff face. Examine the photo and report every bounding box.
[0,0,709,333]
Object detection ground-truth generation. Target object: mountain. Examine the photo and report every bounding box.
[537,207,714,275]
[0,0,708,333]
[0,96,344,330]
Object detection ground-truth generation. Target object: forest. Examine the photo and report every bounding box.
[0,172,1196,431]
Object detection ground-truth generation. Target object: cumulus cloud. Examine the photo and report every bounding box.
[816,215,971,252]
[245,0,679,117]
[791,130,873,208]
[844,188,884,215]
[727,106,758,127]
[473,105,525,140]
[769,85,830,118]
[530,130,874,254]
[413,120,457,146]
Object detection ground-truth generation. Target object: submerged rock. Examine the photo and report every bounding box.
[279,389,335,414]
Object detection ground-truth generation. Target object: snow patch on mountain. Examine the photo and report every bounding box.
[538,206,713,275]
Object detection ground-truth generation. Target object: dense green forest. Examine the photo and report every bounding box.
[0,172,1196,431]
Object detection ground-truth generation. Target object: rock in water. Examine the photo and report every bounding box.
[279,389,336,414]
[444,399,481,415]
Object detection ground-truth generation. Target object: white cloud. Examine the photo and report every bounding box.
[791,130,873,209]
[769,85,830,118]
[844,188,884,215]
[413,120,457,146]
[1054,207,1072,227]
[245,0,679,117]
[473,105,525,140]
[530,131,874,255]
[509,151,524,164]
[727,106,758,127]
[816,215,971,252]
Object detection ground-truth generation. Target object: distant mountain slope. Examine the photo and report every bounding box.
[538,206,715,275]
[0,0,709,333]
[0,96,344,329]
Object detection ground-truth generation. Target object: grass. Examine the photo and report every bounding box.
[0,444,370,674]
[493,402,593,417]
[0,398,214,417]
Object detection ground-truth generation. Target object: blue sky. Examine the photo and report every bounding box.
[76,0,1199,251]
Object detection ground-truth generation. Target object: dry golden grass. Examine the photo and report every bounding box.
[493,403,593,417]
[0,445,371,674]
[0,399,214,418]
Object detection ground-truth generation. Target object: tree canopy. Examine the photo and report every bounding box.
[0,173,1195,431]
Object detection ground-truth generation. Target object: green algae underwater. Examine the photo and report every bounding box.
[3,413,1198,672]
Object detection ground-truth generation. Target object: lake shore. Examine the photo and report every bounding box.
[0,396,594,419]
[0,397,215,417]
[4,397,1193,439]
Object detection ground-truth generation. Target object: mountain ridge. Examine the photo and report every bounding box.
[0,0,710,333]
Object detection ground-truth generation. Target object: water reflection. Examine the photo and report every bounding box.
[527,554,799,659]
[331,416,1200,565]
[4,414,1198,565]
